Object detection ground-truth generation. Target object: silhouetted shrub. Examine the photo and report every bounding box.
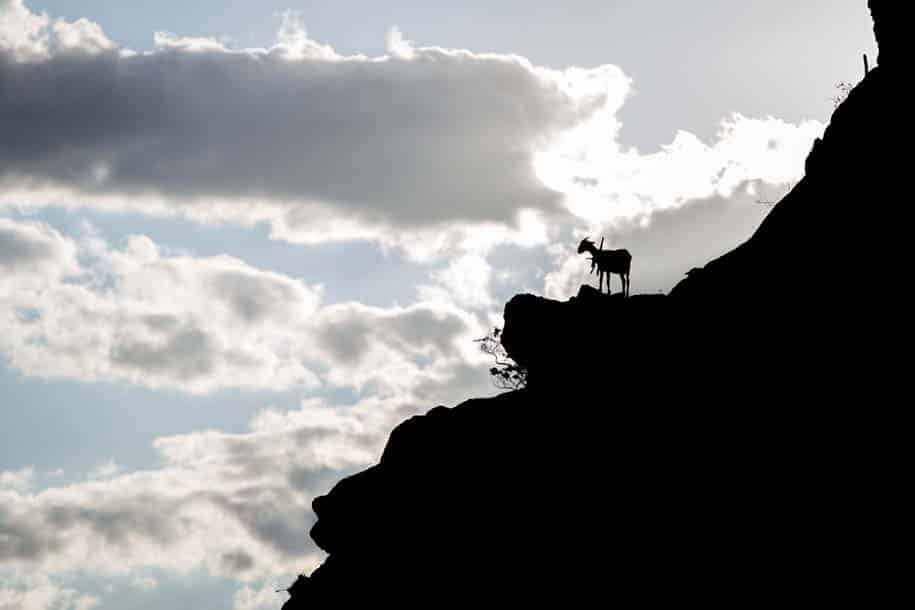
[475,327,527,390]
[831,81,856,108]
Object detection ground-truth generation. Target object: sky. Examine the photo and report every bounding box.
[0,1,875,609]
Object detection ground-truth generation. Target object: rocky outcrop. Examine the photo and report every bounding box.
[500,286,669,384]
[280,4,908,607]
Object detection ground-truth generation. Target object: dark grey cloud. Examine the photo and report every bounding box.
[0,503,62,562]
[0,2,820,259]
[221,550,255,574]
[314,303,471,368]
[209,487,312,557]
[0,5,610,237]
[0,482,304,574]
[43,493,183,549]
[206,269,304,324]
[109,324,215,381]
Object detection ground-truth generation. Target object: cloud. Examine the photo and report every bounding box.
[544,187,774,298]
[385,26,415,60]
[0,2,824,263]
[233,583,283,610]
[0,217,77,276]
[313,300,480,393]
[418,253,496,310]
[0,3,610,250]
[128,576,157,591]
[88,461,122,481]
[0,0,112,60]
[221,550,255,574]
[0,219,495,581]
[0,468,34,492]
[0,222,326,392]
[534,104,824,226]
[0,575,98,610]
[0,367,492,584]
[0,217,491,394]
[0,402,360,579]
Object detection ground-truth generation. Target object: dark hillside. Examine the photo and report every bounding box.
[280,3,909,606]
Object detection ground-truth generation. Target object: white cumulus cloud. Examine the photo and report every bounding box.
[0,217,493,395]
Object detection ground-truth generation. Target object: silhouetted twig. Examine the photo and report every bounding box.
[474,328,527,390]
[831,81,856,108]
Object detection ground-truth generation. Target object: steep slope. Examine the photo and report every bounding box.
[280,3,909,607]
[673,0,909,311]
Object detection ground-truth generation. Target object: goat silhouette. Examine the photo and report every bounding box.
[578,237,631,297]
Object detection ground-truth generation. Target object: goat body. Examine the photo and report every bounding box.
[578,238,632,296]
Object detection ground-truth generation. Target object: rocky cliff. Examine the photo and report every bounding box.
[280,3,909,606]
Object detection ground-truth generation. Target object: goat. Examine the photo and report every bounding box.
[577,237,631,296]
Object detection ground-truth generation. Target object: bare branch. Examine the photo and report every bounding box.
[474,328,528,390]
